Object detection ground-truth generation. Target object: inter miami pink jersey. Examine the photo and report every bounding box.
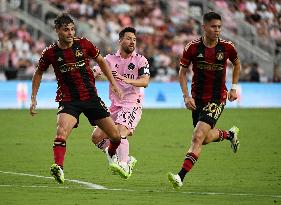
[94,50,150,107]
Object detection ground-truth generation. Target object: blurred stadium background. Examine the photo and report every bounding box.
[1,0,281,82]
[0,0,281,108]
[0,1,281,205]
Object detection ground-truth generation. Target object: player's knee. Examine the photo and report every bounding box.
[109,128,121,142]
[91,132,102,144]
[192,129,204,144]
[202,132,212,145]
[56,125,68,138]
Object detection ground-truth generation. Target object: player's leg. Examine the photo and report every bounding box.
[91,126,110,152]
[168,121,211,189]
[203,127,239,146]
[116,124,131,163]
[94,117,121,157]
[201,102,240,152]
[94,117,132,179]
[51,112,78,184]
[168,102,220,189]
[114,107,141,177]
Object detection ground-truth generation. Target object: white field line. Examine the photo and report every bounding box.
[0,170,281,198]
[0,170,106,190]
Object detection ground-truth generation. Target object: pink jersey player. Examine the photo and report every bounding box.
[94,50,149,133]
[92,27,150,179]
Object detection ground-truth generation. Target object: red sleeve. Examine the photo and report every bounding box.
[228,42,239,63]
[83,38,100,59]
[37,47,51,71]
[180,42,193,67]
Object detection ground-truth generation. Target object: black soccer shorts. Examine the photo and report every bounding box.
[57,97,110,128]
[192,101,225,128]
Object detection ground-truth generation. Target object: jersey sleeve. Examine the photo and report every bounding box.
[37,48,51,71]
[84,38,100,59]
[228,42,239,63]
[138,56,150,76]
[180,42,193,67]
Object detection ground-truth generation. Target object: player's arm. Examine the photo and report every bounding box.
[116,60,150,87]
[228,58,241,102]
[179,64,196,110]
[179,65,190,99]
[228,41,241,102]
[30,47,49,116]
[30,68,43,116]
[117,74,150,88]
[231,58,241,87]
[95,54,123,98]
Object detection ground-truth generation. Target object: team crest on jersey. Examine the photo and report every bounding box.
[128,63,135,70]
[75,49,83,57]
[216,52,224,60]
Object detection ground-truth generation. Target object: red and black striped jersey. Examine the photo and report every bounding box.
[180,37,239,103]
[37,37,100,102]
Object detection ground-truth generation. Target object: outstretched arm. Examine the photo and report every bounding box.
[117,75,150,87]
[30,68,43,116]
[95,54,123,99]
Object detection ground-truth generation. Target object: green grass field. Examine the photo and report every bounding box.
[0,109,281,205]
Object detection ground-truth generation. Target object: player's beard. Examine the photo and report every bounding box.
[123,45,135,54]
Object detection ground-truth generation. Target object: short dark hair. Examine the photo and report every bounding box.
[119,27,136,40]
[203,11,221,23]
[54,13,74,29]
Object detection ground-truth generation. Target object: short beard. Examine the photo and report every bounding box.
[123,46,134,54]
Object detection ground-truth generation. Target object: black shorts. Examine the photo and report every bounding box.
[57,97,110,128]
[192,101,225,128]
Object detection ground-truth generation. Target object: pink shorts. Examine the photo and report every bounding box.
[109,105,142,135]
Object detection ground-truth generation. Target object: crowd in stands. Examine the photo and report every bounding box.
[0,14,46,80]
[0,0,280,82]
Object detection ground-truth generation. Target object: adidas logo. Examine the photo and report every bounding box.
[197,53,203,58]
[58,57,63,61]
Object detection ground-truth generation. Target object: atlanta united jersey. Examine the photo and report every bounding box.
[180,37,239,103]
[37,37,100,102]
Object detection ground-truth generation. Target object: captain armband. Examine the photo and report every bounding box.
[138,64,150,76]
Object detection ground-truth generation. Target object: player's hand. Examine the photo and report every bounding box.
[228,89,237,102]
[111,85,124,99]
[30,97,37,116]
[115,74,132,84]
[184,96,196,110]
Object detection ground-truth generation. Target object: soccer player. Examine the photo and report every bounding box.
[29,13,125,184]
[168,12,241,189]
[91,27,150,179]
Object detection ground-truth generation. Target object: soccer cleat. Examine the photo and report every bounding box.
[128,156,137,171]
[168,172,183,189]
[50,164,64,184]
[105,147,129,179]
[105,147,118,165]
[229,126,240,153]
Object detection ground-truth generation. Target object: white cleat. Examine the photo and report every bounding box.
[167,172,183,189]
[104,147,118,165]
[229,126,240,153]
[128,156,137,171]
[105,147,129,179]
